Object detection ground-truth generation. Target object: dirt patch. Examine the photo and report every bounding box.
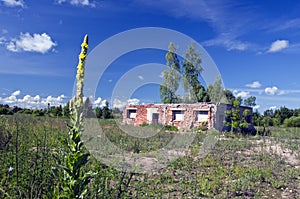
[219,135,300,168]
[249,139,300,167]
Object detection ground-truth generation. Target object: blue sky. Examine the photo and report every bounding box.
[0,0,300,112]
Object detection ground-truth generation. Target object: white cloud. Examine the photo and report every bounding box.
[236,91,250,98]
[277,90,288,95]
[12,90,20,96]
[56,0,95,7]
[1,0,24,7]
[267,40,289,53]
[112,98,140,109]
[93,97,102,105]
[18,95,40,105]
[92,97,109,108]
[246,81,261,88]
[113,98,126,109]
[138,75,144,80]
[5,95,17,104]
[6,32,56,53]
[269,106,277,111]
[203,36,248,51]
[33,95,40,101]
[265,86,278,95]
[100,99,108,108]
[277,89,300,95]
[253,105,260,110]
[41,95,66,107]
[127,98,140,105]
[0,91,67,108]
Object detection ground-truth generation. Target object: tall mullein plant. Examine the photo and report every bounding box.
[54,35,93,199]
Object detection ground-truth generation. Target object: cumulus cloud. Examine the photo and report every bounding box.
[1,0,24,7]
[127,98,140,105]
[5,95,18,104]
[100,99,108,108]
[6,32,56,53]
[0,91,67,108]
[113,98,126,109]
[112,98,140,109]
[233,90,249,98]
[246,81,261,88]
[12,90,21,96]
[40,94,66,107]
[268,40,289,53]
[236,91,250,98]
[56,0,95,7]
[253,105,260,110]
[269,106,277,111]
[18,95,41,106]
[265,86,278,95]
[93,97,102,105]
[91,97,109,108]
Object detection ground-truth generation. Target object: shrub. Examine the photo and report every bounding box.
[140,122,149,127]
[163,125,178,132]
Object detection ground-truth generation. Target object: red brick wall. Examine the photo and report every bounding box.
[123,103,216,129]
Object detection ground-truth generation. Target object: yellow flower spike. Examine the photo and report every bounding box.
[81,42,88,50]
[79,53,86,60]
[73,34,88,112]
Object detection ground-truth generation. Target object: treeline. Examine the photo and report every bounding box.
[0,99,121,119]
[253,107,300,127]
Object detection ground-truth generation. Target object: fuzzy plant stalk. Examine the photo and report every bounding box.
[53,35,93,199]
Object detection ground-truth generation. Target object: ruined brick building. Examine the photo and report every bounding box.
[122,103,253,131]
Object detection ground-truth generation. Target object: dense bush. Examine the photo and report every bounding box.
[284,116,300,127]
[163,125,179,132]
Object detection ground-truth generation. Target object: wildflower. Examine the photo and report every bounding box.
[75,34,88,109]
[8,167,14,173]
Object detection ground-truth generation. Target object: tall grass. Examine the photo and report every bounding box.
[0,115,67,198]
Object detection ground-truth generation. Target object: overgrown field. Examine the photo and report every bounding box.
[0,115,299,198]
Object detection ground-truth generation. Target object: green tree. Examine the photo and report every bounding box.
[264,109,274,117]
[102,101,112,119]
[51,105,63,117]
[284,116,300,127]
[224,89,236,104]
[240,109,251,134]
[274,106,294,125]
[252,110,262,126]
[32,109,44,116]
[160,42,181,104]
[94,107,102,118]
[63,101,71,117]
[207,76,226,103]
[244,96,256,107]
[225,99,243,132]
[236,96,243,105]
[0,107,12,115]
[182,43,208,102]
[261,116,273,126]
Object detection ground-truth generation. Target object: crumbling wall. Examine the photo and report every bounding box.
[123,103,217,130]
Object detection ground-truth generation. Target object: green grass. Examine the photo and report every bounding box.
[0,115,299,198]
